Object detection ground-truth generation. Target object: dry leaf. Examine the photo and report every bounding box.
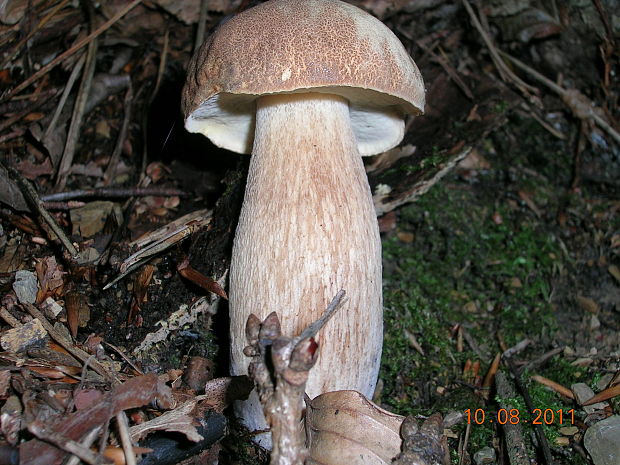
[35,256,65,303]
[306,390,403,465]
[15,158,54,180]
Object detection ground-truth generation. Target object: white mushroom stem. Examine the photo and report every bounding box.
[229,92,383,437]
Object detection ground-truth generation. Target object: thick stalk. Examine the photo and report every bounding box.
[229,92,382,438]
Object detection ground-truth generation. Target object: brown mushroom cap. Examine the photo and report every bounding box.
[182,0,425,156]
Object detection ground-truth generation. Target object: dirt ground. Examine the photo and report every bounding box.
[0,1,618,464]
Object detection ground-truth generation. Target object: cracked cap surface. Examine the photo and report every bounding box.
[182,0,425,156]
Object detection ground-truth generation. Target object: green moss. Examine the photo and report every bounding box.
[379,177,563,444]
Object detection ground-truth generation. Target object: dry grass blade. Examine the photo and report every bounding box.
[55,36,98,189]
[1,0,142,103]
[104,209,212,289]
[530,375,575,399]
[0,0,72,69]
[582,383,620,406]
[461,0,538,99]
[498,50,620,145]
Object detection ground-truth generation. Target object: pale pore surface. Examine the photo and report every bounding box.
[229,93,383,435]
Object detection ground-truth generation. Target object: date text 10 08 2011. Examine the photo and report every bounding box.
[464,408,575,425]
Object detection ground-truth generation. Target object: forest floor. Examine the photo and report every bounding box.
[0,1,618,464]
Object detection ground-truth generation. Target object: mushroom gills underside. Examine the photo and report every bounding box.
[184,88,407,156]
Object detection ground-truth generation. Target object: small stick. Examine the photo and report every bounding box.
[41,186,187,202]
[41,201,86,210]
[0,307,21,328]
[28,423,102,465]
[294,289,345,344]
[495,371,530,465]
[65,426,102,465]
[0,0,72,69]
[461,0,538,98]
[246,290,347,465]
[7,165,78,257]
[1,0,142,102]
[116,412,137,465]
[141,28,169,176]
[504,357,555,465]
[498,50,620,145]
[22,303,117,383]
[0,91,54,133]
[416,40,474,100]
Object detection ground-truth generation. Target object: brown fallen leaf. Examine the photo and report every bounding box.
[65,291,90,338]
[582,383,620,406]
[530,375,575,399]
[20,373,174,465]
[306,390,404,465]
[177,256,228,299]
[128,263,156,325]
[35,256,66,303]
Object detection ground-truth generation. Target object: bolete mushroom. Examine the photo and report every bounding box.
[182,0,424,444]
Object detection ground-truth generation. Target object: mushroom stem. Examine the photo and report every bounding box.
[230,92,382,437]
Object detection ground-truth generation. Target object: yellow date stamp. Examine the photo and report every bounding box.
[465,408,575,425]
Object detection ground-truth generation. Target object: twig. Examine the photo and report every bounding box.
[104,85,133,185]
[103,209,212,289]
[504,357,555,465]
[0,0,72,69]
[41,201,86,210]
[141,28,169,176]
[65,426,102,465]
[1,0,142,102]
[495,371,530,465]
[27,422,103,465]
[0,128,26,144]
[498,50,620,145]
[117,412,137,465]
[0,90,54,133]
[55,34,99,189]
[294,289,345,344]
[458,422,471,465]
[0,307,21,328]
[461,0,538,99]
[245,290,346,465]
[6,165,78,257]
[104,341,144,376]
[416,40,474,100]
[22,302,118,384]
[523,346,565,373]
[41,186,187,202]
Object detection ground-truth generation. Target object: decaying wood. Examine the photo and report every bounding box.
[245,291,346,465]
[494,372,530,465]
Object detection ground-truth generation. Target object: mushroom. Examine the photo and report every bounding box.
[182,0,424,444]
